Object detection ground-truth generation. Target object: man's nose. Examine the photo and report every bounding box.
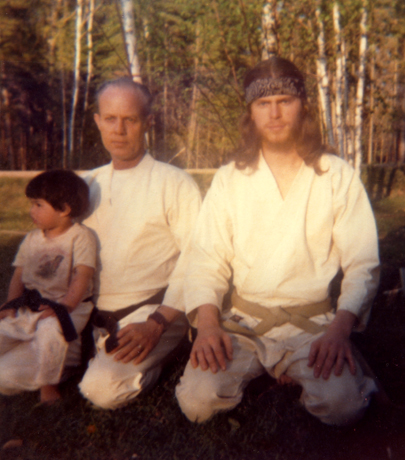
[269,103,281,118]
[114,119,126,134]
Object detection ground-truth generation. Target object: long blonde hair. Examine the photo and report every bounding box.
[232,57,334,174]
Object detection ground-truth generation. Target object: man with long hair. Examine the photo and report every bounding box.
[176,57,379,426]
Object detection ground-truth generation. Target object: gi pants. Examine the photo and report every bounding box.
[0,302,93,394]
[176,330,377,426]
[79,305,187,409]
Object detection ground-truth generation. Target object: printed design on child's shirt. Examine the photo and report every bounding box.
[35,254,64,279]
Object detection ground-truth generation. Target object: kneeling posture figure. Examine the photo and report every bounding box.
[176,57,379,426]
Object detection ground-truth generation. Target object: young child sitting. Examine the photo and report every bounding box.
[0,170,96,404]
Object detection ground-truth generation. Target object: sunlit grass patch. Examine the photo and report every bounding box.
[0,178,33,232]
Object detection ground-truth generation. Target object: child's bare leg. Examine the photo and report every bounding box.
[40,384,61,404]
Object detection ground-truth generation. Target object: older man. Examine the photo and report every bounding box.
[176,57,379,426]
[79,78,201,409]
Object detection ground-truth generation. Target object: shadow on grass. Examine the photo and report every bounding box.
[2,334,405,459]
[0,233,25,303]
[1,230,405,459]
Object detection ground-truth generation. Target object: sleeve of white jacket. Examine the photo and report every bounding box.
[332,163,380,330]
[161,172,202,312]
[184,169,235,327]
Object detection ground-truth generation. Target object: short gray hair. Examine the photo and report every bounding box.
[95,77,153,119]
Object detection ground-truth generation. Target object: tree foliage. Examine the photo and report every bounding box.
[0,0,404,170]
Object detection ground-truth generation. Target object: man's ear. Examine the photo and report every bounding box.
[94,113,100,129]
[60,204,72,217]
[144,114,153,132]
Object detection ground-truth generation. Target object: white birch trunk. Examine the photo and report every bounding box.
[187,22,201,168]
[333,2,344,158]
[47,0,63,76]
[367,48,375,165]
[143,16,151,87]
[399,57,405,163]
[83,0,95,115]
[353,0,368,173]
[342,36,349,160]
[119,0,141,82]
[61,67,68,168]
[261,1,278,60]
[163,24,168,154]
[78,0,95,165]
[2,88,15,169]
[316,4,334,146]
[68,0,83,168]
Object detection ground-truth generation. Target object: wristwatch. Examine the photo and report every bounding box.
[147,311,170,332]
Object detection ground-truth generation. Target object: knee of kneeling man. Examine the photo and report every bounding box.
[175,386,217,424]
[316,403,367,426]
[79,374,122,410]
[305,390,369,426]
[176,395,215,424]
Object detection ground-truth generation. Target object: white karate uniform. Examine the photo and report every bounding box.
[79,153,201,409]
[0,223,96,394]
[176,153,379,425]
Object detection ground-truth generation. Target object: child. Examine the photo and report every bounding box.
[0,170,96,404]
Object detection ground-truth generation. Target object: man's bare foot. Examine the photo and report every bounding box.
[40,385,61,404]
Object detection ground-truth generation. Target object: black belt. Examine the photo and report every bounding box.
[92,287,167,353]
[0,288,82,342]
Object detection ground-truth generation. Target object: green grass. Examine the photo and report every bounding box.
[189,172,214,197]
[0,178,33,232]
[1,347,403,460]
[373,195,405,238]
[0,233,25,301]
[1,177,405,459]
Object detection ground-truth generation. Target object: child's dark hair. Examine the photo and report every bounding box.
[26,170,90,218]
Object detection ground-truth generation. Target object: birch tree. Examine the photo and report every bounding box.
[315,2,334,146]
[67,0,83,168]
[186,21,201,168]
[118,0,141,82]
[367,46,375,165]
[261,0,278,59]
[333,2,345,158]
[353,0,368,173]
[1,87,15,169]
[79,0,96,163]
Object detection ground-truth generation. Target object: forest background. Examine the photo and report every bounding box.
[2,1,405,458]
[0,0,404,173]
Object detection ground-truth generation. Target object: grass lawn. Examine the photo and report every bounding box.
[1,178,405,459]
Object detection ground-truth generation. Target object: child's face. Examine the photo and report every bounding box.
[29,199,67,232]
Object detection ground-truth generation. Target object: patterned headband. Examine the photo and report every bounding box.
[245,77,306,104]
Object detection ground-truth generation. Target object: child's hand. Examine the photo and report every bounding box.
[0,309,16,320]
[38,304,56,320]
